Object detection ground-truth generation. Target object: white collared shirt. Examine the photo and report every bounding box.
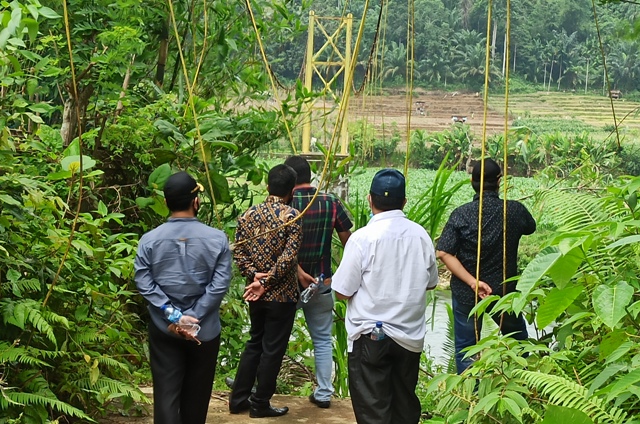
[332,209,439,352]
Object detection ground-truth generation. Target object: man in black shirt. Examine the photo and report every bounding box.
[436,158,536,374]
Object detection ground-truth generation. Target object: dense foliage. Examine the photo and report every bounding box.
[271,0,639,94]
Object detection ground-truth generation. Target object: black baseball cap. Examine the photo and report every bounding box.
[472,158,502,183]
[163,171,203,203]
[370,169,406,199]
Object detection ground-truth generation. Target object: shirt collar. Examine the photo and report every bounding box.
[265,195,287,204]
[369,209,406,224]
[293,186,317,195]
[167,217,199,222]
[472,191,500,201]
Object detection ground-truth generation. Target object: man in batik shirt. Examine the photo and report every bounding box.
[229,164,302,418]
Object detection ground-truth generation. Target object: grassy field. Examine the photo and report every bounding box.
[489,92,640,140]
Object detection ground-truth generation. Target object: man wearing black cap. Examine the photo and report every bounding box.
[135,171,232,424]
[436,158,536,374]
[332,169,439,424]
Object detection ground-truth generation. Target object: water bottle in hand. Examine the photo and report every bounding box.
[371,321,385,341]
[301,273,324,303]
[162,304,183,323]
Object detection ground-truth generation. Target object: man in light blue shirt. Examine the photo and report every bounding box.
[135,171,231,424]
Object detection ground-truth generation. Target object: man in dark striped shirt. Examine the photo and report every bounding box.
[285,156,352,409]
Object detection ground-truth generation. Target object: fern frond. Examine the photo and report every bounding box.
[74,377,150,403]
[536,190,626,232]
[514,369,628,423]
[0,343,50,367]
[0,392,93,421]
[73,327,108,344]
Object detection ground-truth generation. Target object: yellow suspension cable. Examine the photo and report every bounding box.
[167,0,222,228]
[403,0,415,177]
[233,2,371,249]
[43,0,85,307]
[500,0,512,331]
[245,0,297,154]
[474,0,493,343]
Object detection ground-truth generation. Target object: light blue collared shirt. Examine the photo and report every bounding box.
[134,218,232,341]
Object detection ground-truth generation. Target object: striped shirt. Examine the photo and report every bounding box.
[291,187,353,280]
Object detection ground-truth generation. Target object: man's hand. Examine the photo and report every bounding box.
[297,266,316,289]
[244,281,266,301]
[473,281,492,299]
[168,315,201,344]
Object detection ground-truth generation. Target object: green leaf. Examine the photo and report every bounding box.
[207,171,232,203]
[514,247,561,313]
[97,201,108,217]
[0,193,21,206]
[592,281,634,328]
[605,368,640,402]
[607,235,640,250]
[599,329,628,361]
[541,405,593,424]
[24,112,43,124]
[38,7,61,19]
[46,170,73,180]
[547,246,583,288]
[536,285,583,328]
[149,197,169,217]
[148,163,172,190]
[135,197,155,208]
[61,155,96,172]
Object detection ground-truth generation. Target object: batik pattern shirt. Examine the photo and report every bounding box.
[291,187,353,280]
[437,191,536,305]
[234,196,302,303]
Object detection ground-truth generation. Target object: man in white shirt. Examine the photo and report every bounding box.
[332,169,439,424]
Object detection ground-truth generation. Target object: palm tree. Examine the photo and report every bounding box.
[608,42,639,92]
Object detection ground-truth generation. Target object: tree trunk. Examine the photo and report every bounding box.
[60,83,94,147]
[491,21,497,62]
[155,20,170,87]
[548,59,554,92]
[584,58,589,94]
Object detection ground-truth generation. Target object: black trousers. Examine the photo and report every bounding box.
[230,301,297,409]
[348,335,421,424]
[148,321,220,424]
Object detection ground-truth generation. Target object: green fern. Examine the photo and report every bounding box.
[0,392,93,421]
[74,377,150,403]
[514,369,629,423]
[0,343,50,368]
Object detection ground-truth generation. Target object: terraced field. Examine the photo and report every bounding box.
[490,92,640,135]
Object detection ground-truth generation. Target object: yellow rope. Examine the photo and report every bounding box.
[500,0,512,330]
[474,0,493,343]
[233,3,371,248]
[245,0,297,154]
[43,0,85,307]
[591,0,621,149]
[403,0,415,177]
[167,0,222,228]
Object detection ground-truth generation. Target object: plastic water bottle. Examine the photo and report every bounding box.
[161,304,182,324]
[301,273,324,303]
[371,321,385,341]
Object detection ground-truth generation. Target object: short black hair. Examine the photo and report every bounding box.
[370,194,404,211]
[167,195,195,212]
[267,164,297,197]
[284,155,311,184]
[471,180,499,193]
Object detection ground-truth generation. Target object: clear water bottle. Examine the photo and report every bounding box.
[161,304,182,323]
[371,321,385,341]
[300,273,324,303]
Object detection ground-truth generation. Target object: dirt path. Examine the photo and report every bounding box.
[101,390,357,424]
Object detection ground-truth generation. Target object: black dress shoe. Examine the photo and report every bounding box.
[225,376,256,393]
[229,399,251,414]
[225,376,235,389]
[249,405,289,418]
[309,393,330,408]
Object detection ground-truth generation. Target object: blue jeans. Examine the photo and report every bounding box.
[300,289,335,401]
[452,296,528,374]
